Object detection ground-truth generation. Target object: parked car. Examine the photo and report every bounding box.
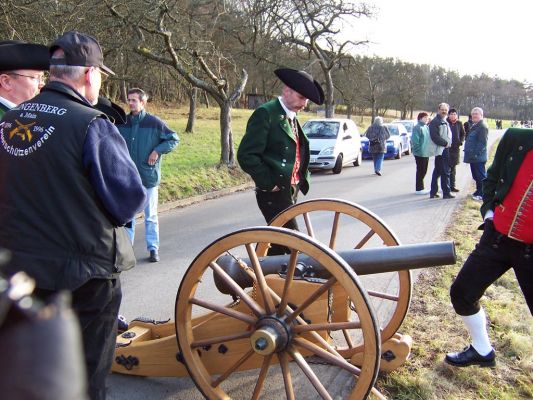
[392,119,416,138]
[303,118,362,174]
[361,122,411,160]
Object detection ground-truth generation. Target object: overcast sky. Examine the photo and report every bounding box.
[349,0,531,83]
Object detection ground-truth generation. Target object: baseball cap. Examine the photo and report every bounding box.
[49,31,115,75]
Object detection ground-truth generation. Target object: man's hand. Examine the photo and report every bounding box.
[148,150,159,166]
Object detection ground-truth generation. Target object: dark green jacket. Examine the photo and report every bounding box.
[0,102,9,119]
[237,99,310,196]
[481,128,533,217]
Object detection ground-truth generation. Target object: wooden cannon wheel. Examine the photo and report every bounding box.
[256,198,412,353]
[175,227,380,400]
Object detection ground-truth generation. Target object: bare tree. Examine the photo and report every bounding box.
[106,0,248,167]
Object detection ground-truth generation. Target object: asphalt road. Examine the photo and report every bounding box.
[108,129,503,400]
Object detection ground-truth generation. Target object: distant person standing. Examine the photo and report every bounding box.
[364,116,390,176]
[447,108,466,192]
[464,114,473,137]
[429,102,454,199]
[119,88,180,262]
[463,107,489,201]
[411,112,431,194]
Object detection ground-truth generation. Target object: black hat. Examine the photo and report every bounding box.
[49,31,115,75]
[274,68,324,105]
[0,40,49,71]
[95,96,126,125]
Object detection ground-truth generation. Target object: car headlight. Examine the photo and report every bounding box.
[319,147,334,156]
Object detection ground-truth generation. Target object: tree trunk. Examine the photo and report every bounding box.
[185,87,197,133]
[324,70,335,118]
[346,104,352,119]
[219,101,235,167]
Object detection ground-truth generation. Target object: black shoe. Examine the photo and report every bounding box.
[375,171,382,176]
[443,193,456,199]
[445,345,496,367]
[430,193,440,198]
[451,187,460,192]
[149,249,160,262]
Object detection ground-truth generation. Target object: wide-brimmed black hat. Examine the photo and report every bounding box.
[49,31,115,75]
[274,68,324,105]
[95,96,127,125]
[0,40,50,71]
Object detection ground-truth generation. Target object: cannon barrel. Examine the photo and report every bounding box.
[214,241,456,295]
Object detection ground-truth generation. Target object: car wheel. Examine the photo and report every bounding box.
[395,145,402,159]
[332,154,343,174]
[405,142,411,155]
[353,151,362,167]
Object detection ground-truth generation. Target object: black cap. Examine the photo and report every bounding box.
[0,40,49,71]
[274,68,324,105]
[49,31,115,75]
[95,96,127,125]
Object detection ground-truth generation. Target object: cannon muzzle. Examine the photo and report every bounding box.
[215,241,456,295]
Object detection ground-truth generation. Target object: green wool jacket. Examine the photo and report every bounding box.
[237,99,310,196]
[481,128,533,217]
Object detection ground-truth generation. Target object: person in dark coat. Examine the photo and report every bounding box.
[364,116,390,176]
[463,107,489,201]
[447,108,466,192]
[237,68,324,254]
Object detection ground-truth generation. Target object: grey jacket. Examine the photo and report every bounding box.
[428,115,451,156]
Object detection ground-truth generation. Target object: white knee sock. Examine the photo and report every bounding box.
[461,308,493,356]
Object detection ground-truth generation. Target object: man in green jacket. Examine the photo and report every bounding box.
[119,88,179,262]
[237,68,324,254]
[0,40,49,118]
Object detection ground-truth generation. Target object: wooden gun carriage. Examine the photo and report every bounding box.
[113,199,457,399]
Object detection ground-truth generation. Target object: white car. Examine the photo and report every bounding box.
[303,118,362,174]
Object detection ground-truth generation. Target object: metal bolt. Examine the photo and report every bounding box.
[255,337,268,351]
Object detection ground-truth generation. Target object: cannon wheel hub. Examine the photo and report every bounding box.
[251,316,291,355]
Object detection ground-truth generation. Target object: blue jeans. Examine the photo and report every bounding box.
[469,162,487,197]
[371,153,385,172]
[126,186,159,251]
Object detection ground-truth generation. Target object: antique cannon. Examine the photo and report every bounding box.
[113,199,457,400]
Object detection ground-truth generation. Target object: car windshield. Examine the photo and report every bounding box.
[385,124,400,135]
[399,122,413,133]
[303,121,340,138]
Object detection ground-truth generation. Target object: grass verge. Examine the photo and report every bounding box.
[374,146,533,399]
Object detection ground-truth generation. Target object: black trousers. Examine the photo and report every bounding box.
[35,278,122,400]
[255,186,299,255]
[430,148,451,196]
[414,156,429,191]
[450,220,533,316]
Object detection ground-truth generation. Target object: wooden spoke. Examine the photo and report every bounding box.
[191,331,252,349]
[285,277,336,323]
[211,348,255,388]
[251,354,273,400]
[328,211,341,249]
[288,345,332,400]
[245,244,276,314]
[276,249,299,317]
[277,352,295,400]
[293,337,362,376]
[189,297,256,325]
[342,329,355,348]
[209,261,265,317]
[303,212,315,238]
[367,289,400,302]
[354,229,375,249]
[292,320,361,333]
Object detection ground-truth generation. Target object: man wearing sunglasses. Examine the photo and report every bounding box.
[0,40,50,118]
